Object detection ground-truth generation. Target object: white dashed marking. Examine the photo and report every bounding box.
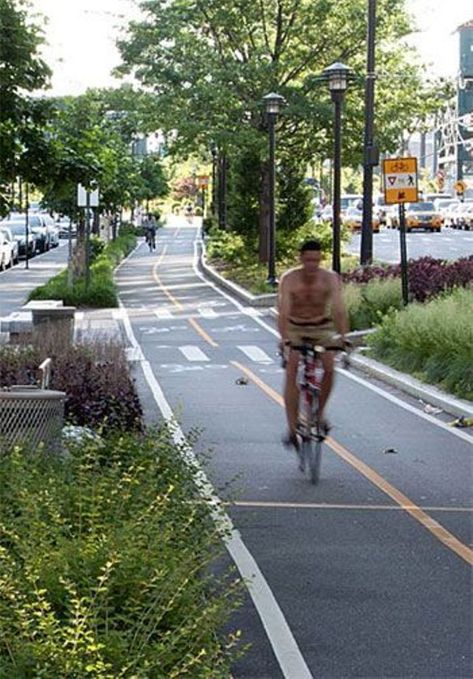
[238,345,274,363]
[179,345,210,362]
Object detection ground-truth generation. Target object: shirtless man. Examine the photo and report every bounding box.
[278,239,349,449]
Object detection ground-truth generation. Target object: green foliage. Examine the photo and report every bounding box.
[206,227,246,263]
[0,430,241,676]
[276,221,350,260]
[0,0,52,214]
[367,287,473,400]
[28,232,136,308]
[343,278,403,330]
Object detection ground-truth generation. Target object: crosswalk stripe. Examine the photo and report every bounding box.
[180,345,210,361]
[155,308,173,320]
[199,307,218,318]
[237,345,274,363]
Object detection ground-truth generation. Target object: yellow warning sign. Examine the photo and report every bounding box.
[383,157,418,204]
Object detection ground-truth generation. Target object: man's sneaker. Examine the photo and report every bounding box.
[282,431,300,452]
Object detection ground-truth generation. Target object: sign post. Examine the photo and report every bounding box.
[197,175,209,217]
[383,157,419,306]
[77,183,99,290]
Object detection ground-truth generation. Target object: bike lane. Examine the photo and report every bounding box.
[116,219,472,679]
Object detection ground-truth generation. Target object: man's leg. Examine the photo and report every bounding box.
[318,351,335,425]
[284,350,300,435]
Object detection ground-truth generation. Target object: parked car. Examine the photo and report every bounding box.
[7,213,51,252]
[0,230,13,270]
[403,202,443,232]
[40,213,60,247]
[57,217,77,238]
[0,221,37,257]
[0,225,19,265]
[342,206,380,233]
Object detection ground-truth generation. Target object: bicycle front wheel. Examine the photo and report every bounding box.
[306,390,322,485]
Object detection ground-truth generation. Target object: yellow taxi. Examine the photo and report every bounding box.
[404,201,443,232]
[342,206,380,233]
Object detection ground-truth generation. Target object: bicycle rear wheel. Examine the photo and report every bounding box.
[306,391,322,485]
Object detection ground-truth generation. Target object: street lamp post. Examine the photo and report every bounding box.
[321,62,353,274]
[211,143,218,217]
[262,92,285,287]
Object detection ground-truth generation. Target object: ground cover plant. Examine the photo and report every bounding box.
[28,230,137,308]
[0,335,143,433]
[367,286,473,400]
[0,428,242,677]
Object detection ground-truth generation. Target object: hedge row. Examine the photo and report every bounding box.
[28,230,137,308]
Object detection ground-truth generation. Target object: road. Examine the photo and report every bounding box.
[115,218,472,679]
[346,226,473,263]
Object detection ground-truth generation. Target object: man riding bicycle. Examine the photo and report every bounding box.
[144,213,157,251]
[278,239,349,450]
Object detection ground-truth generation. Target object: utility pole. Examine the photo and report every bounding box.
[360,0,378,266]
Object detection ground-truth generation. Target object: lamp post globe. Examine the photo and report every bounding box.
[321,62,353,274]
[262,92,285,287]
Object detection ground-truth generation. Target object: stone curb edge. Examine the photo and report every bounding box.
[198,243,472,419]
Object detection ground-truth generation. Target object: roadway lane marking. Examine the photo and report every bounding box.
[238,345,274,363]
[119,303,312,679]
[153,246,219,348]
[188,317,219,347]
[228,501,473,512]
[231,360,473,567]
[198,306,218,318]
[154,308,173,320]
[179,345,210,362]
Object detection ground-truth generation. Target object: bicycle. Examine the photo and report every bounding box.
[282,340,349,485]
[145,230,156,252]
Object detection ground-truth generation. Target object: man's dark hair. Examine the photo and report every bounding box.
[300,239,322,253]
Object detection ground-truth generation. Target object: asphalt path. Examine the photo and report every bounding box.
[116,218,473,679]
[346,226,473,264]
[0,241,70,317]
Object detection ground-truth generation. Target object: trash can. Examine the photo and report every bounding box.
[0,386,66,453]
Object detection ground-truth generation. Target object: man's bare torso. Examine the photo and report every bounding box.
[284,267,333,322]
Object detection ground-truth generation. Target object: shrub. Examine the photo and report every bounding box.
[367,286,473,399]
[343,256,473,303]
[28,232,136,308]
[0,430,241,676]
[343,278,402,330]
[276,221,350,260]
[0,337,143,433]
[206,227,246,263]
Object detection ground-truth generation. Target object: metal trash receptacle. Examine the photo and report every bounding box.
[0,386,66,453]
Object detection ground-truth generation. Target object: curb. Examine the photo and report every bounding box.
[198,244,472,420]
[349,352,473,419]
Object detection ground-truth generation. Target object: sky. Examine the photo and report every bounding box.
[30,0,473,97]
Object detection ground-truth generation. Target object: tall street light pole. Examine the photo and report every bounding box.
[322,63,352,274]
[361,0,378,266]
[262,92,285,287]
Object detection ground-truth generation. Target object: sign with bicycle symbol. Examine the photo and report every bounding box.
[383,157,418,204]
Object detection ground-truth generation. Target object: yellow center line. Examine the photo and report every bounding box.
[152,246,219,347]
[231,360,473,566]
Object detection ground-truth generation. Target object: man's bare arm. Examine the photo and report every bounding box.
[278,273,292,343]
[330,273,349,339]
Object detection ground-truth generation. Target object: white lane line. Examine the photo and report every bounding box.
[119,300,312,679]
[192,237,472,445]
[238,345,274,364]
[155,308,173,320]
[198,307,218,318]
[180,345,210,362]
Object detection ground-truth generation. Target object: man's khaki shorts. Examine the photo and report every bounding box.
[287,318,340,349]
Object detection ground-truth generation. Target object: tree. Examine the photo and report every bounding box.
[0,0,51,214]
[116,0,452,259]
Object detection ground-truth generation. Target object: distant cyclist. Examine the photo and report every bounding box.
[144,213,157,251]
[278,239,349,450]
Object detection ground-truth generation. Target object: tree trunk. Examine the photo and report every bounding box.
[259,161,270,263]
[72,215,86,280]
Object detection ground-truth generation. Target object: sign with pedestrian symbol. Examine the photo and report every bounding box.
[383,157,418,204]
